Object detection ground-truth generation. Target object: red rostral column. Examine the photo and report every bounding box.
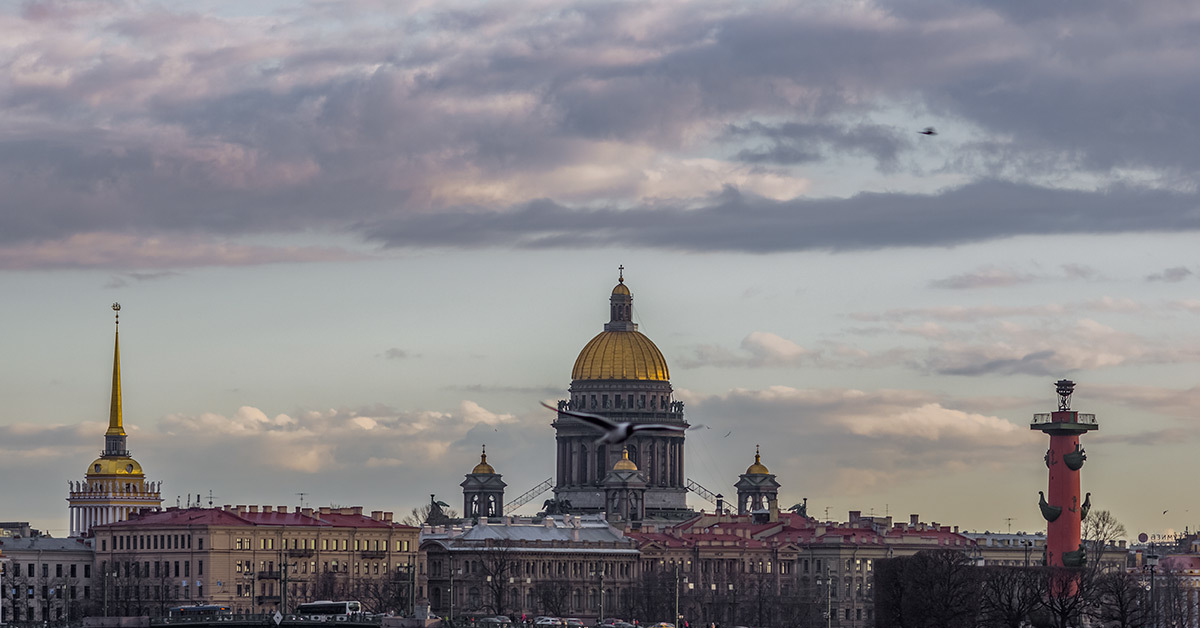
[1032,379,1098,568]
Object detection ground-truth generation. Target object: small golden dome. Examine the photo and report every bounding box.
[613,447,638,471]
[612,281,631,296]
[746,445,770,475]
[472,446,495,474]
[572,331,670,381]
[87,456,144,477]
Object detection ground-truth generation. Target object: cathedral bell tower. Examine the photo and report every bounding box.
[735,446,780,515]
[461,446,506,521]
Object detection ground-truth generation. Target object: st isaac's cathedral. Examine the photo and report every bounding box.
[549,271,693,522]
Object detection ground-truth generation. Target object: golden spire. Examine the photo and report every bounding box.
[106,303,125,437]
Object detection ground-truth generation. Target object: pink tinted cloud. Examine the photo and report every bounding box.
[0,233,362,270]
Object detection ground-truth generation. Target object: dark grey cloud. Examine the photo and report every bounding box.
[1146,266,1193,283]
[929,349,1060,377]
[929,267,1037,290]
[105,271,182,289]
[4,0,1200,267]
[727,121,909,169]
[381,348,413,359]
[364,181,1200,252]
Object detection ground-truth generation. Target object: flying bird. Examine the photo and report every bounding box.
[541,402,688,444]
[724,431,732,438]
[919,126,937,136]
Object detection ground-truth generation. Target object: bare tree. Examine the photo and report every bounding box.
[1033,566,1097,628]
[533,581,571,618]
[1092,570,1149,628]
[873,550,980,628]
[977,566,1044,628]
[402,504,461,527]
[1081,509,1127,574]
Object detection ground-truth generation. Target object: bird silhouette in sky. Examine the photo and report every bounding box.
[919,126,937,136]
[542,402,689,444]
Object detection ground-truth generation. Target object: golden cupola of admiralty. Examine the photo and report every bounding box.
[67,303,162,537]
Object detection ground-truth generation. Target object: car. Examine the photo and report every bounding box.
[534,619,563,627]
[564,619,585,627]
[649,623,675,628]
[599,620,625,627]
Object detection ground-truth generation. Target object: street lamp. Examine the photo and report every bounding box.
[590,565,605,626]
[1145,553,1159,628]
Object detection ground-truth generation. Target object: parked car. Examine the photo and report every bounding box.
[535,619,563,627]
[564,619,585,627]
[649,623,675,628]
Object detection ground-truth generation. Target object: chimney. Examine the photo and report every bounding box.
[279,506,288,514]
[352,507,363,515]
[248,505,259,513]
[716,494,724,515]
[302,508,314,517]
[384,512,393,522]
[263,506,273,513]
[768,498,779,523]
[849,511,861,523]
[910,514,919,527]
[319,507,331,515]
[223,505,232,511]
[371,511,383,521]
[236,505,247,515]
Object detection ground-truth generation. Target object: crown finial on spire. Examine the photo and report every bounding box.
[481,444,487,464]
[755,444,761,463]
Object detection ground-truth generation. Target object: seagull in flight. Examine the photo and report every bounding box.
[919,126,937,136]
[542,402,688,444]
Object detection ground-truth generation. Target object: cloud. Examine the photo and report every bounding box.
[930,267,1037,290]
[381,348,412,359]
[683,386,1040,495]
[104,270,182,289]
[1146,266,1193,282]
[679,331,813,368]
[0,234,361,270]
[2,0,1200,264]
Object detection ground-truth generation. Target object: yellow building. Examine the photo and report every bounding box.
[67,304,162,536]
[92,505,419,616]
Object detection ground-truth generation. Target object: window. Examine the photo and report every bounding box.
[198,561,203,576]
[56,564,63,577]
[84,565,91,578]
[198,538,204,550]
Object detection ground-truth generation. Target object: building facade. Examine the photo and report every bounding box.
[92,505,418,616]
[420,514,640,622]
[67,304,162,537]
[552,272,689,519]
[0,536,95,624]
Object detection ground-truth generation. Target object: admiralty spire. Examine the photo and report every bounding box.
[67,303,162,536]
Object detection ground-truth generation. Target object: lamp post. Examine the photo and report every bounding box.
[673,564,679,628]
[590,565,605,626]
[1145,553,1159,628]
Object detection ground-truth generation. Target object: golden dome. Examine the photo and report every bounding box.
[87,456,144,477]
[746,445,770,475]
[472,446,495,474]
[612,281,631,296]
[572,331,670,381]
[613,447,638,471]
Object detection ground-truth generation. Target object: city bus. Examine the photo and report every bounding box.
[296,601,364,620]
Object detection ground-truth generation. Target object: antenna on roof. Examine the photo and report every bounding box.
[176,496,181,508]
[1005,517,1014,534]
[207,490,215,508]
[297,492,309,509]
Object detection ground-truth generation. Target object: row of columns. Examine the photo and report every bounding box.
[69,504,138,537]
[557,437,683,487]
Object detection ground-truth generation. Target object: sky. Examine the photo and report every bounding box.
[3,0,1200,541]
